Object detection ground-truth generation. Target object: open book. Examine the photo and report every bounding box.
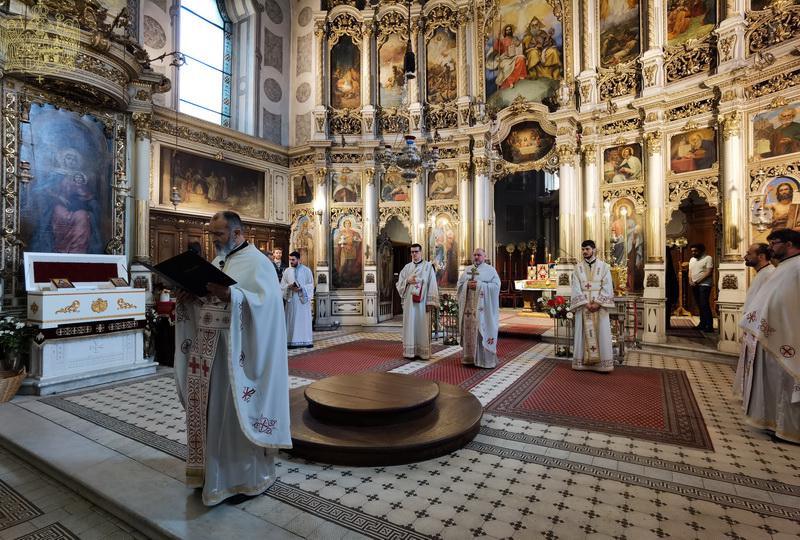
[142,250,236,297]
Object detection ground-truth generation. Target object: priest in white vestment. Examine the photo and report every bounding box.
[457,248,501,368]
[738,228,800,443]
[570,240,615,372]
[733,243,776,398]
[174,211,291,506]
[396,243,439,359]
[281,251,314,348]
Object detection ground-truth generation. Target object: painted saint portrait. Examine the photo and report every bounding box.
[484,1,563,109]
[333,216,363,288]
[670,128,717,173]
[428,169,457,200]
[429,212,458,288]
[20,104,114,254]
[331,36,361,109]
[500,121,555,164]
[379,33,405,108]
[293,175,313,205]
[291,215,316,272]
[608,198,645,292]
[380,170,409,202]
[753,103,800,158]
[426,27,458,104]
[159,148,265,218]
[603,144,643,183]
[751,176,800,242]
[599,0,641,68]
[667,0,716,45]
[331,171,361,203]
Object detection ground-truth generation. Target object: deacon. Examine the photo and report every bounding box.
[396,243,439,359]
[733,243,775,399]
[738,228,800,443]
[174,211,291,505]
[281,250,315,348]
[457,248,501,368]
[570,240,615,372]
[272,247,286,281]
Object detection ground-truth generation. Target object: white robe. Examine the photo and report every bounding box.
[457,263,501,368]
[174,243,291,506]
[281,264,314,347]
[733,264,775,398]
[396,260,439,359]
[570,259,615,372]
[739,254,800,443]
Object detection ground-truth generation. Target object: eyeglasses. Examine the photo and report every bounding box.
[768,240,785,246]
[410,250,421,253]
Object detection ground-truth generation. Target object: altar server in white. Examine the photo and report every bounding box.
[739,228,800,443]
[174,211,291,506]
[570,240,615,372]
[282,250,314,348]
[733,242,775,398]
[396,243,439,359]
[457,248,501,368]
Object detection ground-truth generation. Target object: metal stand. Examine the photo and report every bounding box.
[553,317,573,357]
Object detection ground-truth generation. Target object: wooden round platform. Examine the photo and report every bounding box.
[304,372,440,425]
[289,373,482,466]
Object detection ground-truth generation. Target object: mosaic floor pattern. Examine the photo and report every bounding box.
[5,331,800,539]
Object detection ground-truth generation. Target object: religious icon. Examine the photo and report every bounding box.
[608,198,645,292]
[291,215,316,273]
[51,278,75,289]
[667,0,716,45]
[332,216,363,288]
[293,175,313,205]
[484,1,563,109]
[426,27,458,104]
[429,213,458,288]
[500,121,556,165]
[20,103,114,254]
[381,170,409,202]
[109,277,129,287]
[599,0,641,68]
[330,36,361,110]
[753,103,800,158]
[603,144,643,183]
[751,176,800,242]
[427,169,457,200]
[670,128,717,173]
[379,34,406,108]
[331,172,361,203]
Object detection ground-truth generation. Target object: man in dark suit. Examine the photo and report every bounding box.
[272,247,286,281]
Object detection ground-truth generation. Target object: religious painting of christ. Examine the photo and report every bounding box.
[608,198,645,292]
[426,27,458,104]
[670,128,717,173]
[667,0,716,45]
[332,215,363,289]
[379,33,406,108]
[331,36,361,110]
[428,212,458,288]
[159,147,265,218]
[599,0,641,68]
[484,0,563,109]
[753,103,800,158]
[751,176,800,243]
[500,121,555,164]
[20,103,113,254]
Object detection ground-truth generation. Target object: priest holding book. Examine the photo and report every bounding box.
[396,243,440,359]
[173,210,291,506]
[281,250,314,348]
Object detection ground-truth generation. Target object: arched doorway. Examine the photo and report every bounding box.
[377,216,412,321]
[665,190,720,346]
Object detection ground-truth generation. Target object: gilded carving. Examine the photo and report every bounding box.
[718,35,735,63]
[750,161,800,193]
[379,206,411,229]
[558,273,569,286]
[330,152,362,163]
[328,13,362,46]
[56,300,81,314]
[746,67,800,99]
[722,274,738,290]
[644,131,662,156]
[643,64,657,87]
[91,298,109,313]
[363,168,375,186]
[665,98,715,121]
[602,185,647,212]
[377,107,409,134]
[663,37,713,82]
[425,103,458,130]
[474,157,490,175]
[30,302,39,314]
[719,111,741,140]
[315,167,329,186]
[601,117,642,136]
[667,176,719,217]
[556,144,576,166]
[579,82,592,102]
[598,62,639,100]
[646,273,659,288]
[131,112,151,140]
[117,298,137,309]
[582,144,596,165]
[746,1,800,54]
[329,109,362,135]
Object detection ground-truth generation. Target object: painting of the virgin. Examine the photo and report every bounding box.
[20,103,114,254]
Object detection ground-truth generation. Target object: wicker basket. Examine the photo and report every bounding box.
[0,369,26,403]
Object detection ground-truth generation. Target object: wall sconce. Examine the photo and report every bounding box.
[170,186,182,209]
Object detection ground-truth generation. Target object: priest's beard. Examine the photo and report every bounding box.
[214,233,237,257]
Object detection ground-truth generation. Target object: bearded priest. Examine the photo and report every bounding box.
[396,243,440,359]
[569,239,615,373]
[457,248,501,368]
[281,250,315,349]
[174,211,291,506]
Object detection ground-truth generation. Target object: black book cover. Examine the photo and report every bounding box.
[143,251,236,297]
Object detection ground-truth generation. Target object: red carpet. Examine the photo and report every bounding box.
[289,340,442,379]
[499,323,551,337]
[487,360,713,449]
[412,337,533,389]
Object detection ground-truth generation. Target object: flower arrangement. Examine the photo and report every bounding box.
[0,314,34,371]
[438,293,460,345]
[537,295,573,319]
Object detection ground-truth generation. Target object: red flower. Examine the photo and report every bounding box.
[547,299,555,307]
[554,296,565,305]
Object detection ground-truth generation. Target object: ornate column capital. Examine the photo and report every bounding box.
[582,144,597,165]
[314,20,327,38]
[556,144,577,166]
[473,157,489,175]
[719,111,742,140]
[131,112,151,141]
[315,167,328,185]
[363,167,375,186]
[644,131,662,155]
[457,7,472,24]
[458,161,470,176]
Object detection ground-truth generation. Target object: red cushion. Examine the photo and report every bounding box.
[32,262,119,283]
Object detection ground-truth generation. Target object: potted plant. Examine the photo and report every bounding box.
[0,314,33,402]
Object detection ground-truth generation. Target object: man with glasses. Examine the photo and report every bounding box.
[739,228,800,443]
[396,243,440,359]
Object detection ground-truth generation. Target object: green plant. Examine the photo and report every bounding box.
[0,314,33,371]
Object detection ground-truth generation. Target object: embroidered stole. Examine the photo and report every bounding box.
[462,280,480,361]
[582,263,601,366]
[185,303,231,486]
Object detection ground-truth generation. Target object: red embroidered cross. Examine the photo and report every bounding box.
[202,360,210,377]
[585,283,592,290]
[241,387,256,402]
[780,345,795,358]
[746,311,757,323]
[189,358,200,374]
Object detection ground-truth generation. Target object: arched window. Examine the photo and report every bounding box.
[179,0,232,126]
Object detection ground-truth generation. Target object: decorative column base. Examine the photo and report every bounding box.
[314,266,333,329]
[312,107,328,140]
[457,96,472,128]
[716,262,747,354]
[639,50,664,97]
[555,263,575,298]
[363,265,378,325]
[641,264,666,344]
[361,105,376,139]
[714,16,748,74]
[408,102,424,135]
[576,71,597,111]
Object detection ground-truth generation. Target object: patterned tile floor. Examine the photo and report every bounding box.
[2,329,800,540]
